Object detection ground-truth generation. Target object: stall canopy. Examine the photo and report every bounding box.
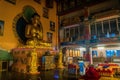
[0,50,13,61]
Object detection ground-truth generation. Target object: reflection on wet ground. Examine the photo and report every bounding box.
[0,69,79,80]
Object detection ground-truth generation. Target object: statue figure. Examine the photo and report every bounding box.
[25,13,43,46]
[28,48,38,73]
[31,48,37,67]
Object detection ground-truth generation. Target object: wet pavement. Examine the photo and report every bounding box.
[0,69,79,80]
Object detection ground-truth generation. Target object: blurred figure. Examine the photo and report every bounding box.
[78,61,85,75]
[84,65,100,80]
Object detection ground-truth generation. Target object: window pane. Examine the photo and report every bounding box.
[118,17,120,22]
[110,19,117,34]
[63,29,65,38]
[103,20,110,34]
[70,28,75,37]
[79,24,84,36]
[116,50,120,57]
[76,0,82,6]
[69,0,75,8]
[96,22,102,37]
[118,17,120,31]
[66,28,69,38]
[90,23,96,35]
[118,23,120,31]
[92,50,98,57]
[75,27,78,37]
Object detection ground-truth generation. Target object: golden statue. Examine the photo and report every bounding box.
[29,48,38,73]
[25,13,43,46]
[58,48,64,68]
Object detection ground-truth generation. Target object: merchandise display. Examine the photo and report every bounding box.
[96,63,120,77]
[99,77,119,80]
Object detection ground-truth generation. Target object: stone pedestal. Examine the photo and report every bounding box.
[11,44,55,74]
